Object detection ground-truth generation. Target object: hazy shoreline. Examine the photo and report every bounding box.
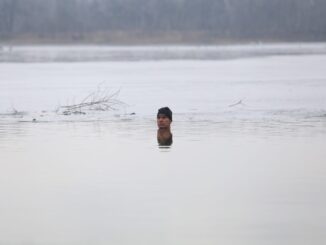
[1,43,326,63]
[1,31,326,46]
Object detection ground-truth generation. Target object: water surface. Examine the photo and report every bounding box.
[1,44,326,245]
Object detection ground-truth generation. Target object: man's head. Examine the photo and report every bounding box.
[157,107,172,129]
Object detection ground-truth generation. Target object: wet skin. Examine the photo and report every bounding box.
[157,114,171,129]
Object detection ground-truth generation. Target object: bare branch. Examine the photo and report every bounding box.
[58,86,125,115]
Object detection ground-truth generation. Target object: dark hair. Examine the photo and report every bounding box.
[157,107,172,121]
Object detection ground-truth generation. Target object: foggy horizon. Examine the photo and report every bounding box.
[1,0,326,44]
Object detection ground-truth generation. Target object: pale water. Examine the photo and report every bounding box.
[0,44,326,245]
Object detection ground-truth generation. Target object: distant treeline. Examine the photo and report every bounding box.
[0,0,326,44]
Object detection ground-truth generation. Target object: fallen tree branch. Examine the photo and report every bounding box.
[57,86,125,115]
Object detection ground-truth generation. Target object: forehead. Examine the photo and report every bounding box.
[157,114,169,118]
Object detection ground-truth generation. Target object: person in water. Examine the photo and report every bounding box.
[157,107,173,146]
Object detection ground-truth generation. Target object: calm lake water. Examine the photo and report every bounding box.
[1,44,326,245]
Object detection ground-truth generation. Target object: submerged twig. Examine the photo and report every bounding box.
[229,99,246,107]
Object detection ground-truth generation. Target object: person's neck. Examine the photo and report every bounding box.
[158,127,171,133]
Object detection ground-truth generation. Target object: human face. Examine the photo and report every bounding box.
[157,114,171,129]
